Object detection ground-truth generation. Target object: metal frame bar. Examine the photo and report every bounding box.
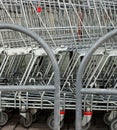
[76,29,117,130]
[0,24,60,130]
[0,85,55,91]
[81,88,117,95]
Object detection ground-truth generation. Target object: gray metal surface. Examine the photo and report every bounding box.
[81,88,117,95]
[0,85,55,91]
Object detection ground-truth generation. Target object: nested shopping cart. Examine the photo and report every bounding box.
[0,0,116,130]
[0,23,62,130]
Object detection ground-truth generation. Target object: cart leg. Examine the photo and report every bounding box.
[0,111,8,126]
[47,109,65,130]
[104,111,117,126]
[82,110,93,130]
[20,111,33,128]
[110,117,117,130]
[30,108,38,122]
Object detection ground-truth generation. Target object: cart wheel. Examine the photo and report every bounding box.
[82,122,91,130]
[0,112,8,126]
[32,114,37,123]
[110,118,117,130]
[103,112,111,125]
[20,112,33,128]
[47,115,64,130]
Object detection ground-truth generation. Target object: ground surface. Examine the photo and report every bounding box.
[0,110,108,130]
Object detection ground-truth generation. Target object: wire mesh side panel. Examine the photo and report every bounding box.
[0,0,116,48]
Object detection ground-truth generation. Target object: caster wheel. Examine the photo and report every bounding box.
[47,115,64,130]
[103,112,111,125]
[20,112,33,128]
[32,114,37,123]
[50,111,54,116]
[82,122,91,130]
[110,118,117,130]
[0,112,8,126]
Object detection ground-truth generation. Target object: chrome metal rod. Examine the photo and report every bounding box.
[81,88,117,95]
[0,85,55,92]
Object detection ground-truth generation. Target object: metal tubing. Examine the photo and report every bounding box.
[0,85,55,91]
[76,29,117,130]
[81,88,117,95]
[0,24,60,130]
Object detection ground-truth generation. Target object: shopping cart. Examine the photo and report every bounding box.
[0,0,116,130]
